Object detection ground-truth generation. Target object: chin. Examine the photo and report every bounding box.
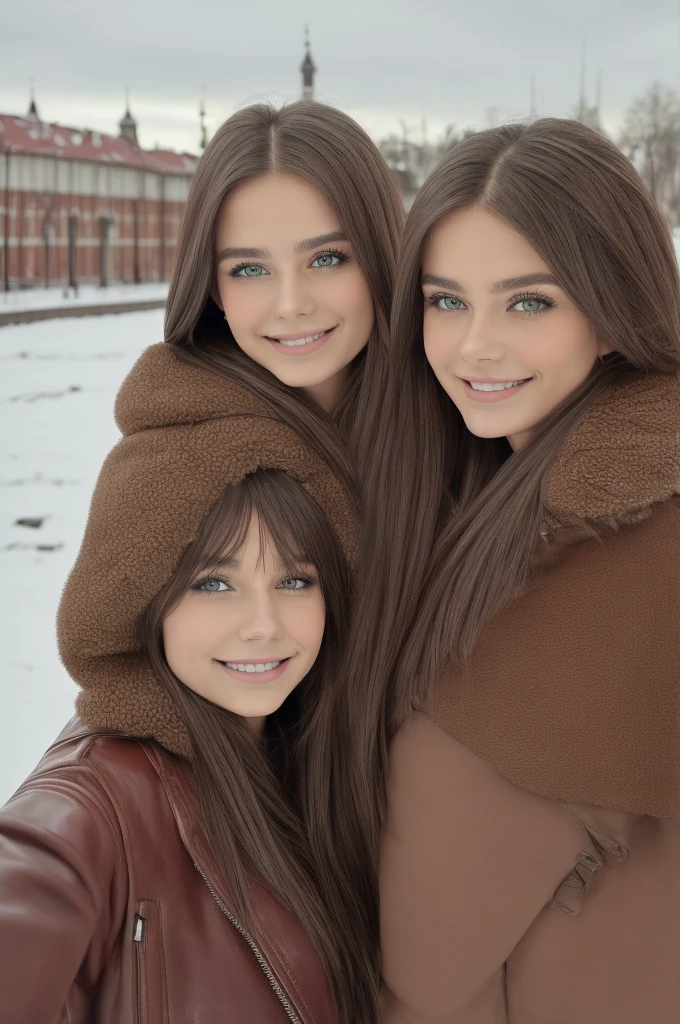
[460,416,509,440]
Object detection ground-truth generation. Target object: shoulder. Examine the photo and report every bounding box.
[15,717,175,818]
[542,496,680,596]
[114,342,272,436]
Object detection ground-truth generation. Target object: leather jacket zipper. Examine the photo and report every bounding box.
[193,863,301,1024]
[133,913,147,1024]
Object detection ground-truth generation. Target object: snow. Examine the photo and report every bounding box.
[0,310,163,804]
[0,282,168,314]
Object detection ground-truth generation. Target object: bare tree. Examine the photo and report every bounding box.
[620,82,680,225]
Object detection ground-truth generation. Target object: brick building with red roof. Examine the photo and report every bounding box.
[0,97,199,291]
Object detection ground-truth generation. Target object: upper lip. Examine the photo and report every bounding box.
[265,327,334,342]
[460,375,532,383]
[216,656,290,664]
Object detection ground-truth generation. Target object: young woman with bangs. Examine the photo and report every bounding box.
[327,118,680,1022]
[0,345,375,1023]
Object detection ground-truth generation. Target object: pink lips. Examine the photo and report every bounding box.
[461,378,532,403]
[215,657,291,683]
[265,327,335,356]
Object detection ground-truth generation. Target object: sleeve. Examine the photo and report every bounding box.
[379,713,597,1024]
[0,770,125,1024]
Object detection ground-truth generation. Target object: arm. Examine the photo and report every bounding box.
[379,713,595,1024]
[0,770,124,1024]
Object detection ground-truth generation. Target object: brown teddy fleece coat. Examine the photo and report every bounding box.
[432,370,680,820]
[57,341,357,757]
[380,371,680,1024]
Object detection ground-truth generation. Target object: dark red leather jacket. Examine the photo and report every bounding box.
[0,719,336,1023]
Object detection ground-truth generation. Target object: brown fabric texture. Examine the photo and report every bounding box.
[380,713,680,1024]
[432,371,680,819]
[57,342,358,758]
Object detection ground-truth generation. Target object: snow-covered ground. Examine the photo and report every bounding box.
[0,310,163,804]
[0,282,168,313]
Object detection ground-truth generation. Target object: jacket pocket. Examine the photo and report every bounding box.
[132,900,168,1024]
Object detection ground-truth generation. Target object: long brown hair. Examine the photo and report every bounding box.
[139,470,373,1024]
[320,118,680,943]
[164,100,404,492]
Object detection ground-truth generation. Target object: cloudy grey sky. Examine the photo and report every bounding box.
[1,0,678,153]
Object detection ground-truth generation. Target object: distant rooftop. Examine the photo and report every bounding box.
[0,113,199,176]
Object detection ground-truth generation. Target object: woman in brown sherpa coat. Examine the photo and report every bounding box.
[0,345,374,1024]
[324,119,680,1022]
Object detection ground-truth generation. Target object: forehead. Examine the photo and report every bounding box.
[422,205,549,278]
[215,172,341,245]
[207,513,304,574]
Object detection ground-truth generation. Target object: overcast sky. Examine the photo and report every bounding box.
[2,0,679,154]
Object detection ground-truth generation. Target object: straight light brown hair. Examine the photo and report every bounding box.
[139,470,375,1024]
[164,100,404,494]
[317,118,680,955]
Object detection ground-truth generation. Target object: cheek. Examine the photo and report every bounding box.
[287,596,326,652]
[423,314,457,367]
[324,268,374,325]
[219,282,266,333]
[162,603,221,665]
[519,319,599,376]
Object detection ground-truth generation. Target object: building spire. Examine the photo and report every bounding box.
[119,89,139,147]
[27,79,39,121]
[300,24,317,100]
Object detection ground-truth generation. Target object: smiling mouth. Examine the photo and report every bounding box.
[465,378,532,392]
[266,327,335,347]
[217,657,291,674]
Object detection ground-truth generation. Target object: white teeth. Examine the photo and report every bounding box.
[277,330,327,347]
[469,379,529,392]
[224,661,282,673]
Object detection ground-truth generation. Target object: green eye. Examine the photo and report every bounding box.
[229,263,267,278]
[440,296,464,311]
[278,577,306,591]
[196,578,229,593]
[509,294,553,313]
[312,252,342,269]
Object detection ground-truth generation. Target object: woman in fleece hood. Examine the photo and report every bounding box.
[0,343,374,1024]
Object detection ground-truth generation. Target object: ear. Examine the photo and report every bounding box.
[597,336,615,357]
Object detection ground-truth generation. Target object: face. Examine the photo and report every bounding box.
[213,173,374,414]
[162,514,326,735]
[421,205,613,449]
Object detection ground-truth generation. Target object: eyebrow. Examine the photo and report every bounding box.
[294,231,348,253]
[421,272,560,293]
[199,555,241,572]
[216,231,348,264]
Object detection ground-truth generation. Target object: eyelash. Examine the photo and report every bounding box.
[426,290,556,314]
[191,574,317,593]
[227,249,350,278]
[312,248,349,269]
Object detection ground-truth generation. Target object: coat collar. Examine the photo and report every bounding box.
[545,371,680,527]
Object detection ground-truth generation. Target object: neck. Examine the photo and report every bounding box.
[506,431,529,451]
[302,366,349,414]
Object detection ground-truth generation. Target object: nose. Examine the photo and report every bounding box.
[457,309,505,363]
[236,592,282,644]
[273,269,316,320]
